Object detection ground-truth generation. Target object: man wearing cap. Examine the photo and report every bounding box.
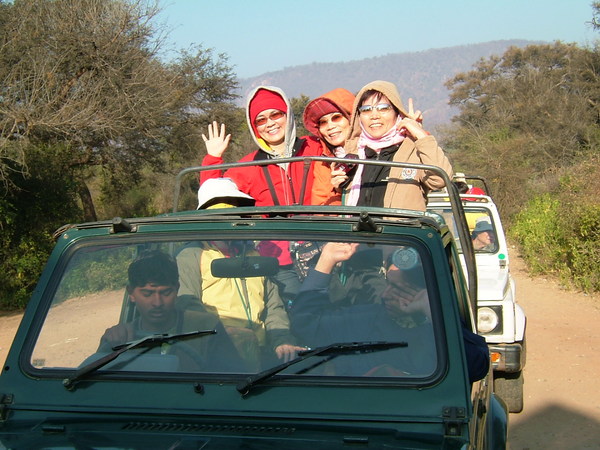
[176,178,305,370]
[289,242,489,383]
[454,173,487,200]
[471,221,496,252]
[453,172,470,194]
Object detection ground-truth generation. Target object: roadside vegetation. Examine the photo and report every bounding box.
[0,0,599,309]
[441,2,600,295]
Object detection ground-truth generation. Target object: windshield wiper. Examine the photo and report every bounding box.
[63,329,216,390]
[236,341,407,396]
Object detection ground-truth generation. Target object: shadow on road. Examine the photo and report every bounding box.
[509,402,600,449]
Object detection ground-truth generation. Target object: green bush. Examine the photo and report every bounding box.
[511,193,600,293]
[562,204,600,292]
[510,194,564,275]
[0,143,83,310]
[0,233,56,309]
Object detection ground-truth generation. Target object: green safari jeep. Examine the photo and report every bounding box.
[0,158,508,449]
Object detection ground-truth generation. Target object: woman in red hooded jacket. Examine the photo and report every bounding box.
[200,86,323,211]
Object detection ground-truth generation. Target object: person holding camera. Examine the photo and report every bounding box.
[302,88,356,205]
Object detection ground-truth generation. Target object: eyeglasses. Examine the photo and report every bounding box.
[318,112,345,128]
[254,110,286,127]
[358,103,394,115]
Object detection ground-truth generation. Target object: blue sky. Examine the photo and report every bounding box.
[157,0,596,79]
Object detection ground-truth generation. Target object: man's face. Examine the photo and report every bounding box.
[473,231,494,249]
[129,282,178,332]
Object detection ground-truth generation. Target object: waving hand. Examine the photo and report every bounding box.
[202,121,231,158]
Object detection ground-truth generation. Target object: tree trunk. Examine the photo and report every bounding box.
[77,180,97,222]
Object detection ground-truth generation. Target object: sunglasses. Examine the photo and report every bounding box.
[358,103,394,115]
[318,112,345,128]
[254,110,286,127]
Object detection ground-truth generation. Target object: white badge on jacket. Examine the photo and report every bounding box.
[401,168,418,180]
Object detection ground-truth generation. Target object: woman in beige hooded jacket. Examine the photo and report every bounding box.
[343,80,453,211]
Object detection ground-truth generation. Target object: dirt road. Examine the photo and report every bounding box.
[1,251,599,448]
[507,253,600,449]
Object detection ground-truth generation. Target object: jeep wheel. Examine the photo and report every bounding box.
[494,370,524,413]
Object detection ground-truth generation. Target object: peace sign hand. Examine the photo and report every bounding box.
[406,98,423,124]
[398,98,428,140]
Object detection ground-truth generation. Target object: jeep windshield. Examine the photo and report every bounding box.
[28,234,442,387]
[428,202,500,255]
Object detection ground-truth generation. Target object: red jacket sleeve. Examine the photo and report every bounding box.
[199,154,226,184]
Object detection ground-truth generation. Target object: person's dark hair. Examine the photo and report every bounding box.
[454,181,469,194]
[358,89,401,116]
[127,250,179,289]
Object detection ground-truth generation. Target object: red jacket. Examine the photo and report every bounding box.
[200,86,325,265]
[200,136,322,207]
[200,136,322,265]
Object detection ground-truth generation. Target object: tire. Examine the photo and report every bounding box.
[494,370,524,413]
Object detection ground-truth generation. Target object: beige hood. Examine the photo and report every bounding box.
[346,80,410,154]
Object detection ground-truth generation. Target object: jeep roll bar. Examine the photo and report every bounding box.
[173,157,478,314]
[453,174,492,198]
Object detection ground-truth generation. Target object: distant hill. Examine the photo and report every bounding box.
[237,40,541,130]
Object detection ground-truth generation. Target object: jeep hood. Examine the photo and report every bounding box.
[476,265,511,301]
[0,417,466,449]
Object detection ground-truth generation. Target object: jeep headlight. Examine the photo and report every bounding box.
[477,307,499,333]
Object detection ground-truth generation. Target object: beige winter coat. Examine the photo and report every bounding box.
[345,80,453,211]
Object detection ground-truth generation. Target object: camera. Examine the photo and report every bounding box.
[334,154,359,174]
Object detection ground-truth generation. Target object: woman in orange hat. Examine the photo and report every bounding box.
[302,88,355,205]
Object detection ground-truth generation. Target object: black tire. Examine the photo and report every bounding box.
[494,370,524,413]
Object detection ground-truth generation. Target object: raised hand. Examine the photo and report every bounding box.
[202,121,231,158]
[406,98,423,124]
[398,98,428,140]
[315,242,359,274]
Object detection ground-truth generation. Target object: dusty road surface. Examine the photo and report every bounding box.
[1,251,599,449]
[507,254,600,449]
[0,310,22,369]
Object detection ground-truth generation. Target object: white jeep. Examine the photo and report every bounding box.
[428,177,527,413]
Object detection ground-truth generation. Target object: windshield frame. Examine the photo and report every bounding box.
[21,225,450,391]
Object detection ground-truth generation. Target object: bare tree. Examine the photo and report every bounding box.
[0,0,239,219]
[590,1,600,30]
